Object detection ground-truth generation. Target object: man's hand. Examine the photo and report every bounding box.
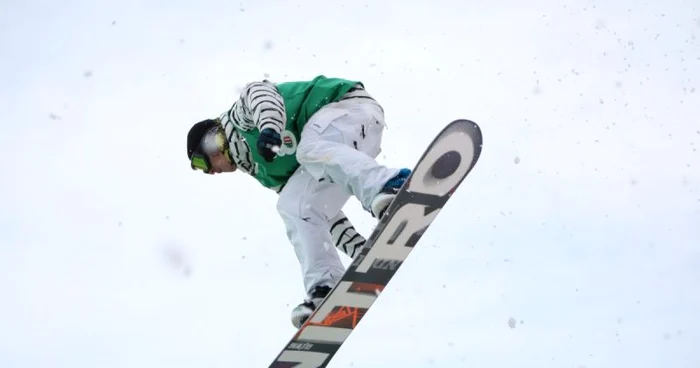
[257,127,282,162]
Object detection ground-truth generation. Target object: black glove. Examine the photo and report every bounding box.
[257,127,282,162]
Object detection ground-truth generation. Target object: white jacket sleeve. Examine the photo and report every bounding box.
[230,80,287,133]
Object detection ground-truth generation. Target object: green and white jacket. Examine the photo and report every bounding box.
[217,75,381,192]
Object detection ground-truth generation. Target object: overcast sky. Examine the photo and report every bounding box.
[1,0,699,367]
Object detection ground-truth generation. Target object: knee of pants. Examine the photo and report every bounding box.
[348,111,385,158]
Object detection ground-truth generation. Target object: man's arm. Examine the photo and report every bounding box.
[232,80,287,133]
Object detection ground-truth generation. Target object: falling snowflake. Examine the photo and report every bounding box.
[508,317,517,329]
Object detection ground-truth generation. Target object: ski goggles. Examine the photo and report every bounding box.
[190,151,211,173]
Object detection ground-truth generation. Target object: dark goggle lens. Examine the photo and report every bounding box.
[190,153,211,173]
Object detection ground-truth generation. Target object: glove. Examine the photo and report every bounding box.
[257,127,282,162]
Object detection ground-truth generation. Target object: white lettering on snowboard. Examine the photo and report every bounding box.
[356,202,439,273]
[298,325,352,343]
[275,282,376,367]
[275,350,329,368]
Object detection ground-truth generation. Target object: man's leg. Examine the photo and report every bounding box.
[296,98,402,213]
[276,166,351,297]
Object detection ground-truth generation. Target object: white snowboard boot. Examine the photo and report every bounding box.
[290,285,332,329]
[369,168,412,218]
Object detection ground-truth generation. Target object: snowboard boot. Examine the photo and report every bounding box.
[290,285,332,329]
[369,168,412,219]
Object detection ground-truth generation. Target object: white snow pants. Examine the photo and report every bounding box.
[276,98,400,297]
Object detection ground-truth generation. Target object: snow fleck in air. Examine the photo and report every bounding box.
[594,19,606,30]
[514,156,521,164]
[508,317,517,328]
[161,242,192,277]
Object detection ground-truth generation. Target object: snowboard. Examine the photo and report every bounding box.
[268,119,483,368]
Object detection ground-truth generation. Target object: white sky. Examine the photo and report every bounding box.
[1,0,698,367]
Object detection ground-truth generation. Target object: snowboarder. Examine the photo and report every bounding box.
[186,75,411,328]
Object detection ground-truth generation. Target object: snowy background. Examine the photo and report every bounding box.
[1,0,699,367]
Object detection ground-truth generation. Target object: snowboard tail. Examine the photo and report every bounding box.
[268,119,483,367]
